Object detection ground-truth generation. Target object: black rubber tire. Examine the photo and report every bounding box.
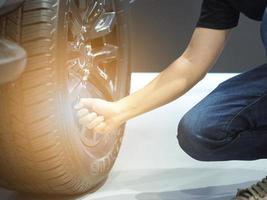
[0,0,131,195]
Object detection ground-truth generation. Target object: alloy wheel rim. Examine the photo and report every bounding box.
[65,0,120,155]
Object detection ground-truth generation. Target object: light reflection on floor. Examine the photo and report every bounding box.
[1,168,267,200]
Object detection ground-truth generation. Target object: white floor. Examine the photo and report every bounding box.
[1,73,267,200]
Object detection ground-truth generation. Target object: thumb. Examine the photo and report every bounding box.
[74,98,95,110]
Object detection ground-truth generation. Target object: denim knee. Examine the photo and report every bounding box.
[177,109,231,161]
[177,112,207,161]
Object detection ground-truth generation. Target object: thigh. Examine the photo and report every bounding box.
[189,63,267,140]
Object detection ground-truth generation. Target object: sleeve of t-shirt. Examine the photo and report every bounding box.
[196,0,240,30]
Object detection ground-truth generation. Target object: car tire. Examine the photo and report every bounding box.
[0,0,131,194]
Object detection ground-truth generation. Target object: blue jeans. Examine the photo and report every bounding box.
[177,8,267,161]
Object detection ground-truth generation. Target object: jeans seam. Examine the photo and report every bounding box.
[224,91,267,134]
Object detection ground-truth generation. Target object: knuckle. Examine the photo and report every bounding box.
[87,114,96,121]
[78,109,88,116]
[91,112,97,117]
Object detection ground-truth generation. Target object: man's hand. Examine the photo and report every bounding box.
[74,98,124,135]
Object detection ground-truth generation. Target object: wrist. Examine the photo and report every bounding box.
[113,98,133,124]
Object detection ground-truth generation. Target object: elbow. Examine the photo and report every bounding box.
[172,56,210,89]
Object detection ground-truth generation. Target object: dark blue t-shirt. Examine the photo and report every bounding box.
[197,0,267,30]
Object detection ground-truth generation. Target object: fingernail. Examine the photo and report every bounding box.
[77,109,89,118]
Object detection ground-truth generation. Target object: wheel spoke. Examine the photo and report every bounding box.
[78,0,87,11]
[94,12,116,34]
[67,60,83,94]
[68,74,82,95]
[69,0,83,37]
[84,12,116,40]
[70,0,83,26]
[67,42,81,60]
[83,1,104,25]
[91,44,118,63]
[66,0,119,151]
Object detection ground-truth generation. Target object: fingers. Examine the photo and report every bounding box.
[74,98,95,110]
[74,101,84,110]
[78,111,105,131]
[77,108,89,118]
[74,98,108,134]
[79,112,97,126]
[94,122,106,134]
[87,116,104,130]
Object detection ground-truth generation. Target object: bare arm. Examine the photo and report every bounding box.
[115,28,231,123]
[75,28,231,134]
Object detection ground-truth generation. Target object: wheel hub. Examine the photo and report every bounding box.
[66,0,119,152]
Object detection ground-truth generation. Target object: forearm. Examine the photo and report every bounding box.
[114,28,229,124]
[115,56,206,123]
